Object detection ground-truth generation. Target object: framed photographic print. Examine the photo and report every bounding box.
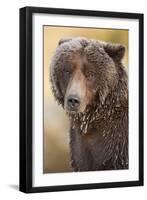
[19,6,144,193]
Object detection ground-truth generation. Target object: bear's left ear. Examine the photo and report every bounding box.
[58,37,72,46]
[104,43,125,62]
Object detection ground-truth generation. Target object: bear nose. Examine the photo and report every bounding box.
[67,95,80,110]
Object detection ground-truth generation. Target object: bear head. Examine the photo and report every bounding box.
[50,37,125,114]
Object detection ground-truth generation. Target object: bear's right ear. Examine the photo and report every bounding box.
[103,43,125,62]
[58,37,72,46]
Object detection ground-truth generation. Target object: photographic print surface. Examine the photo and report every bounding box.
[43,26,129,173]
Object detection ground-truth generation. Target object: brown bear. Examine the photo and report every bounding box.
[50,37,128,171]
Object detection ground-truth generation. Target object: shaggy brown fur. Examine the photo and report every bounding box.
[50,37,128,171]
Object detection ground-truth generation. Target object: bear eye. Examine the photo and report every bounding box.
[63,70,71,83]
[64,70,70,77]
[86,71,95,81]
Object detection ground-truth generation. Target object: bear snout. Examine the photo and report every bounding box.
[66,95,80,112]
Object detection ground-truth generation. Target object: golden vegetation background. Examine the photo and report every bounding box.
[43,26,128,173]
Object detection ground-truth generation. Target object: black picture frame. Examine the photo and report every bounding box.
[19,6,144,193]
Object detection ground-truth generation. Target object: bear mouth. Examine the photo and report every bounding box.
[65,106,81,114]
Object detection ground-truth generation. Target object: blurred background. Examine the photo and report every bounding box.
[43,26,128,173]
